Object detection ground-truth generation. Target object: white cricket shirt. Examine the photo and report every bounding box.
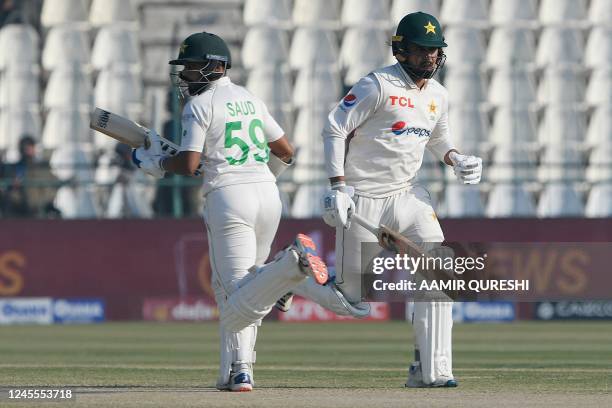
[179,77,285,194]
[323,63,454,197]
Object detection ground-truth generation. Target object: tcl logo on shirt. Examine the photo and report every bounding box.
[389,96,415,108]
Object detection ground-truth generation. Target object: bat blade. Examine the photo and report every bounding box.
[353,214,456,300]
[351,213,423,256]
[89,107,150,148]
[378,224,423,257]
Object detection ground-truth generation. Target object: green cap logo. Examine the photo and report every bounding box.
[424,21,436,35]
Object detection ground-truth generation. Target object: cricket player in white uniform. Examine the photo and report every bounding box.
[278,12,482,387]
[130,32,328,392]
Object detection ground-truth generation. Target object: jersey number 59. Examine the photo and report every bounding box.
[225,119,269,165]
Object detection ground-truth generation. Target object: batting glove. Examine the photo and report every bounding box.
[449,151,482,185]
[131,147,165,179]
[146,129,164,155]
[321,182,355,229]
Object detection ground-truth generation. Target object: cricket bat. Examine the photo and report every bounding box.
[89,108,203,175]
[352,212,425,257]
[352,212,457,300]
[89,108,151,149]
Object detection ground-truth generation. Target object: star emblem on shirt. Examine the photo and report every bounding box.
[424,21,436,35]
[428,100,437,114]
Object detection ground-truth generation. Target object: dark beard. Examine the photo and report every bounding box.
[399,61,436,80]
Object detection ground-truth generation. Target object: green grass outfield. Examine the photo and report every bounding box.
[0,321,611,407]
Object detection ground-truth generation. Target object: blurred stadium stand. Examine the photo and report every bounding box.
[0,0,610,219]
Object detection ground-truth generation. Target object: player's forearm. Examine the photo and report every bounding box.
[160,151,201,176]
[426,138,455,164]
[268,136,294,163]
[323,135,346,180]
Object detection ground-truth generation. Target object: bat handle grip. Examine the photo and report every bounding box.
[351,212,379,236]
[143,135,151,149]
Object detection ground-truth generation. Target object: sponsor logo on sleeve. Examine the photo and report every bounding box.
[340,94,357,111]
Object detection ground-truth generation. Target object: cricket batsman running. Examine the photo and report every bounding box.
[279,12,483,387]
[130,32,328,392]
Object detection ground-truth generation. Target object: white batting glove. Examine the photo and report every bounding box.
[449,151,482,185]
[321,183,356,229]
[131,147,165,179]
[145,129,164,155]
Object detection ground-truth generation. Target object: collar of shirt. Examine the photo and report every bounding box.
[215,76,231,86]
[393,63,428,90]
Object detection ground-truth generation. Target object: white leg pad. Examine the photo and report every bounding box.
[216,323,258,388]
[293,277,371,318]
[222,249,304,332]
[412,301,454,384]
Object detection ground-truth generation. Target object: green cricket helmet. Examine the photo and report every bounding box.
[391,12,447,79]
[169,32,232,67]
[169,32,231,96]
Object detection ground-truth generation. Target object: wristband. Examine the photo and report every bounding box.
[330,181,346,191]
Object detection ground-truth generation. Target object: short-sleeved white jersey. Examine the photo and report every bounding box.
[179,76,285,194]
[323,63,454,197]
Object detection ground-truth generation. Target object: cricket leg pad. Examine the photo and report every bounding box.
[293,278,371,318]
[222,248,305,332]
[412,301,454,385]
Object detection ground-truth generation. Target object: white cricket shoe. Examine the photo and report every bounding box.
[274,234,328,312]
[229,369,254,392]
[216,363,255,392]
[275,292,293,312]
[405,362,458,388]
[293,233,328,284]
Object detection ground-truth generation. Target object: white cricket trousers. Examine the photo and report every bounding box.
[337,184,445,302]
[203,181,282,387]
[204,181,282,298]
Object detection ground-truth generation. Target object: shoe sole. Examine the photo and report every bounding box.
[275,292,293,312]
[229,384,253,392]
[295,234,328,285]
[405,379,458,388]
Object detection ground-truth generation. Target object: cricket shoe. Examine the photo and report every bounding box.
[405,362,458,388]
[229,369,254,392]
[293,233,328,285]
[275,292,293,312]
